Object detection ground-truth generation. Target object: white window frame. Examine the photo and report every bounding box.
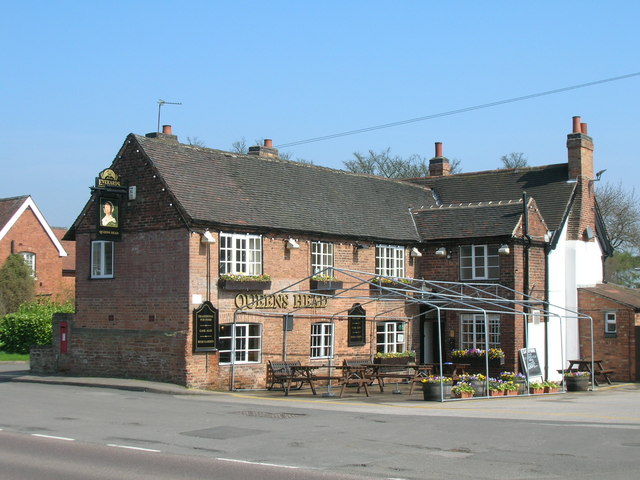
[460,314,501,350]
[218,323,262,364]
[460,244,499,280]
[311,241,334,276]
[219,232,263,276]
[18,252,36,277]
[310,322,334,359]
[375,245,405,277]
[376,321,406,354]
[91,241,114,279]
[604,311,617,334]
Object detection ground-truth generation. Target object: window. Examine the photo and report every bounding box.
[460,314,500,349]
[375,245,405,277]
[605,312,617,335]
[18,252,35,277]
[376,321,405,354]
[311,241,334,276]
[310,323,333,358]
[460,244,499,280]
[91,241,114,278]
[219,233,262,275]
[218,323,262,364]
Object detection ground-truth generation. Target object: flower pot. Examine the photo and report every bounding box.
[544,386,559,394]
[529,387,544,394]
[470,380,486,397]
[489,389,503,397]
[515,379,527,395]
[504,390,518,396]
[454,391,474,399]
[422,382,452,401]
[565,376,590,392]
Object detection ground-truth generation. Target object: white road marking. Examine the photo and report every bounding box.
[217,457,299,469]
[107,444,161,452]
[31,434,75,441]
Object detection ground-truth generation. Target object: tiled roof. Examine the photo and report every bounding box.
[413,200,523,240]
[407,165,575,232]
[134,135,438,242]
[580,283,640,310]
[0,195,29,231]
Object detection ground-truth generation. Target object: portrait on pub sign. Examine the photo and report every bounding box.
[99,197,119,228]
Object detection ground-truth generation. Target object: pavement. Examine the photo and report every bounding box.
[3,361,640,423]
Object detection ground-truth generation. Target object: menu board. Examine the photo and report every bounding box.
[519,348,542,378]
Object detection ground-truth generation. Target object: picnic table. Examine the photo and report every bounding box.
[564,359,614,386]
[341,361,434,395]
[267,360,343,396]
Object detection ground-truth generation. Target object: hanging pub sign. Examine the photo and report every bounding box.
[193,301,219,353]
[94,168,126,240]
[97,195,121,239]
[348,303,366,347]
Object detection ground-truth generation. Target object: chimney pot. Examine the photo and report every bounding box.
[435,142,443,157]
[572,116,581,134]
[162,125,172,135]
[580,123,588,135]
[264,139,273,148]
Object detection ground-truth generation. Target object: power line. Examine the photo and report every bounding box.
[276,72,640,149]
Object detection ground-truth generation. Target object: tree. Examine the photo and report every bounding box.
[186,136,206,147]
[231,137,248,154]
[604,251,640,287]
[0,255,35,315]
[500,152,528,169]
[343,148,461,178]
[596,181,640,253]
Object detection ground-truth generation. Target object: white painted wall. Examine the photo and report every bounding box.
[536,221,605,380]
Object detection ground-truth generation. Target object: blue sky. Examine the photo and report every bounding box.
[2,1,639,227]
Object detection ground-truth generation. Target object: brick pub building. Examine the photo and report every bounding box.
[55,117,613,389]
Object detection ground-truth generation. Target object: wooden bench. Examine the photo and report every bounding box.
[267,360,306,392]
[340,359,372,397]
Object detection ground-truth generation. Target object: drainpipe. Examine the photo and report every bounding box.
[522,192,531,351]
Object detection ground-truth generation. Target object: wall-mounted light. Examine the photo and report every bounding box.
[286,238,300,249]
[200,230,216,244]
[498,244,510,255]
[410,247,422,257]
[435,247,449,258]
[355,243,369,250]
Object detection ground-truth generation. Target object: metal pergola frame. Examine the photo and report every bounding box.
[228,268,595,398]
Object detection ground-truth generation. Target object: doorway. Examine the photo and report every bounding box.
[420,308,445,364]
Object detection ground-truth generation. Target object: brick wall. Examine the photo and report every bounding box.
[577,289,637,381]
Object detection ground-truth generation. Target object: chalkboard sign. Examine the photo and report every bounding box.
[348,304,366,346]
[519,348,542,378]
[193,301,218,352]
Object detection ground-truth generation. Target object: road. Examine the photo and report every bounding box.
[1,371,640,479]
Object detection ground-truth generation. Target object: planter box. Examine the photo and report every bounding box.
[454,391,474,399]
[504,390,518,396]
[529,387,544,394]
[310,280,343,291]
[369,282,408,297]
[422,383,453,401]
[218,279,272,291]
[374,356,414,366]
[565,376,590,391]
[489,389,503,397]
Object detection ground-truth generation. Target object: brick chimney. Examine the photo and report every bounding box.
[248,139,279,159]
[567,116,594,181]
[566,116,596,242]
[429,142,451,176]
[145,125,178,142]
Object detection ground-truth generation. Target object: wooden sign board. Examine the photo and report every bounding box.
[519,348,542,379]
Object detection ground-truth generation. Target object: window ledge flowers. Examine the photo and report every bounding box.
[219,274,272,291]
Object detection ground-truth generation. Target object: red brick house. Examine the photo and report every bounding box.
[578,283,640,381]
[0,195,74,303]
[56,117,611,390]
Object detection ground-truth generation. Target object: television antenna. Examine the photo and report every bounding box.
[157,99,182,132]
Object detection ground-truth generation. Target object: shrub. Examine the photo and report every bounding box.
[0,300,73,354]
